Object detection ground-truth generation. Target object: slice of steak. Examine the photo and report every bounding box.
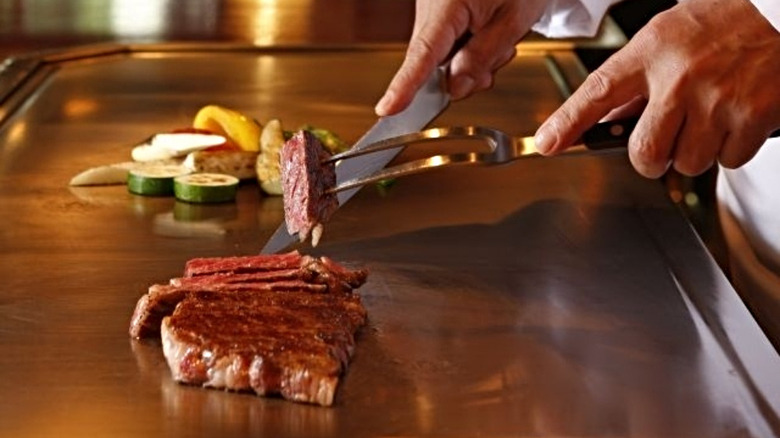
[280,130,338,247]
[183,250,304,277]
[309,256,369,289]
[129,280,330,338]
[170,268,312,287]
[160,289,367,406]
[183,252,368,293]
[129,285,188,339]
[130,254,367,338]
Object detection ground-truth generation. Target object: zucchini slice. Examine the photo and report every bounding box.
[173,173,239,204]
[127,164,190,196]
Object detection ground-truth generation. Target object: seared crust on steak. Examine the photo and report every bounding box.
[160,289,366,406]
[129,251,368,406]
[280,130,338,247]
[129,251,367,338]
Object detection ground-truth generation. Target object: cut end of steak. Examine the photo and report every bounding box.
[280,130,338,247]
[183,250,304,277]
[129,252,369,406]
[159,289,366,406]
[130,253,367,339]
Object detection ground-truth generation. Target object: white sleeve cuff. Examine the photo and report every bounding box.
[749,0,780,33]
[532,0,622,38]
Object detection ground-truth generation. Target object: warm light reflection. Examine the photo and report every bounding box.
[110,0,168,38]
[5,121,26,145]
[253,0,282,46]
[255,55,278,86]
[426,156,446,167]
[63,98,98,119]
[0,122,27,173]
[415,392,434,433]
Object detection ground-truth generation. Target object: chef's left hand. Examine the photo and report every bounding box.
[534,0,780,178]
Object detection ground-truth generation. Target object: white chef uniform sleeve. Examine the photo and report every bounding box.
[749,0,780,32]
[532,0,623,38]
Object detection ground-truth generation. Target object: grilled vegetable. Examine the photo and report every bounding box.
[173,173,239,204]
[299,125,350,154]
[131,132,229,162]
[256,119,286,195]
[183,150,258,180]
[70,162,137,186]
[193,105,261,152]
[127,164,191,196]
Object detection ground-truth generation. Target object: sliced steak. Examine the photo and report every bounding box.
[183,250,304,277]
[170,268,312,287]
[280,130,338,247]
[160,289,367,406]
[129,281,330,339]
[184,251,366,293]
[129,252,369,406]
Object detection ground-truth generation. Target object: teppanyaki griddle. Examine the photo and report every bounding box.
[0,43,778,438]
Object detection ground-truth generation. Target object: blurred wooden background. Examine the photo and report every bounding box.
[0,0,415,59]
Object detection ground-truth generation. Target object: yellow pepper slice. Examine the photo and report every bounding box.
[192,105,261,152]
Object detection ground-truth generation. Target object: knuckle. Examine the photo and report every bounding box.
[581,69,618,104]
[406,38,437,67]
[630,136,669,179]
[636,20,665,52]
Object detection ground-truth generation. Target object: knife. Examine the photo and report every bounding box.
[260,66,451,254]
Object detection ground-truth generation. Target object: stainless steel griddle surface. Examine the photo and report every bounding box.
[0,45,778,438]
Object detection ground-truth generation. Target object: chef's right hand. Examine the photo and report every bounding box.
[375,0,549,117]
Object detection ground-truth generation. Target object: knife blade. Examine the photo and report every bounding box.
[260,66,450,254]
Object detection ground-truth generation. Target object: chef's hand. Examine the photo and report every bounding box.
[535,0,780,178]
[375,0,549,117]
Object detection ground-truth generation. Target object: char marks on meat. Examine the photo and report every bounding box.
[129,250,368,406]
[280,130,338,247]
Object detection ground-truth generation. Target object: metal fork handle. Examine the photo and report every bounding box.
[324,126,501,164]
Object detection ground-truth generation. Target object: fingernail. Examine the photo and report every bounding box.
[450,75,475,100]
[374,92,393,116]
[534,125,556,154]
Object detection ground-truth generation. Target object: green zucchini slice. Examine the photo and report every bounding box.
[173,173,239,203]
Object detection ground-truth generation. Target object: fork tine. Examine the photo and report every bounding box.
[327,151,493,193]
[326,126,510,194]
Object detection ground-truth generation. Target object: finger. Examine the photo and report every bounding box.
[534,49,646,155]
[448,13,525,100]
[374,41,444,116]
[628,98,684,179]
[671,118,723,177]
[375,9,467,116]
[449,44,517,99]
[719,129,765,168]
[600,96,647,122]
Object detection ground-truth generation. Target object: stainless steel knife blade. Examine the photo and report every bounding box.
[260,66,450,254]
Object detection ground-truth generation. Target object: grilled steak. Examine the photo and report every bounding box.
[161,289,366,406]
[183,250,305,277]
[129,250,368,406]
[280,130,338,247]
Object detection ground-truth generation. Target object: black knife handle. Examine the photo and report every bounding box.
[583,116,780,150]
[582,117,638,150]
